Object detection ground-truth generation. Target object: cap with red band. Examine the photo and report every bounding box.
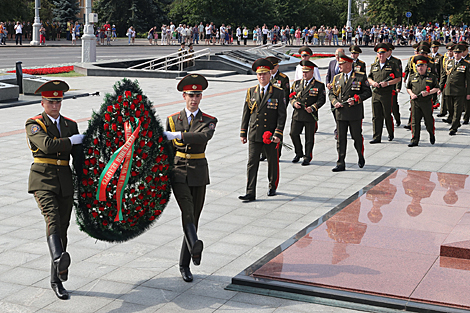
[34,80,69,100]
[177,74,208,94]
[252,58,274,73]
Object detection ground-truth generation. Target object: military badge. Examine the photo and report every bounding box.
[31,124,40,134]
[209,123,216,130]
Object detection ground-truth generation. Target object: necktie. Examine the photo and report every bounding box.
[189,113,194,126]
[54,121,61,136]
[260,87,264,99]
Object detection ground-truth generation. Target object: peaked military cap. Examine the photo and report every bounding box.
[374,43,389,53]
[35,80,70,101]
[386,42,395,50]
[265,56,281,66]
[299,60,317,72]
[298,46,312,55]
[252,58,273,73]
[453,44,467,53]
[412,42,420,50]
[413,55,428,65]
[349,45,362,54]
[446,42,456,50]
[337,51,353,64]
[177,74,208,94]
[431,40,440,47]
[418,44,431,54]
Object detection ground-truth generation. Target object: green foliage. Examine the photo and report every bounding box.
[52,0,80,24]
[76,78,173,243]
[0,0,55,22]
[93,0,170,36]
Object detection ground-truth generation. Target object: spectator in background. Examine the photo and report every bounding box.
[127,26,133,45]
[71,26,76,45]
[236,26,241,45]
[104,21,111,45]
[74,22,81,40]
[39,25,46,45]
[243,26,248,45]
[193,24,199,44]
[112,25,117,41]
[198,22,204,41]
[148,26,156,45]
[14,21,23,45]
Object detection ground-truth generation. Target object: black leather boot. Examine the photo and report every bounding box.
[179,240,193,282]
[183,223,203,266]
[47,234,70,282]
[51,263,69,299]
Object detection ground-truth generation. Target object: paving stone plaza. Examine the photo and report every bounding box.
[1,51,470,312]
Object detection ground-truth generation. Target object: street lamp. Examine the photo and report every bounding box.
[30,0,41,45]
[347,0,352,29]
[81,0,96,62]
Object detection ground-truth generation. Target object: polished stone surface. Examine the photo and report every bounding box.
[253,169,470,310]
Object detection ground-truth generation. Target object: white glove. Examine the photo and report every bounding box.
[163,131,182,140]
[69,134,85,145]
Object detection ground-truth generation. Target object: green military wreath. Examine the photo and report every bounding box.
[76,78,173,242]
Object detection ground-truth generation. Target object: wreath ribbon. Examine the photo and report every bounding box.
[96,121,141,221]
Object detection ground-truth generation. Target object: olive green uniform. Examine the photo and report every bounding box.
[240,84,286,196]
[439,55,454,116]
[440,58,470,132]
[330,71,372,167]
[289,78,326,161]
[406,72,438,144]
[166,109,217,269]
[389,56,403,124]
[26,112,82,250]
[353,59,367,76]
[463,54,470,123]
[432,52,444,109]
[368,58,401,141]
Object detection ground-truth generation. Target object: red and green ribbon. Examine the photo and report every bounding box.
[96,121,141,221]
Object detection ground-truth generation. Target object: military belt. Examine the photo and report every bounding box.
[175,151,205,159]
[34,157,69,166]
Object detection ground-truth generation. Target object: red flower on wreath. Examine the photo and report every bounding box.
[107,106,113,112]
[262,131,273,144]
[105,113,111,122]
[103,220,108,226]
[125,91,132,98]
[137,95,142,102]
[354,94,360,102]
[118,95,123,103]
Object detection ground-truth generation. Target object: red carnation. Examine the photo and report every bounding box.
[130,104,135,110]
[106,140,111,147]
[125,91,132,98]
[82,179,88,186]
[136,110,141,118]
[111,124,117,131]
[118,95,123,103]
[105,113,111,121]
[289,91,297,99]
[114,138,119,144]
[93,138,99,145]
[155,210,162,216]
[139,140,145,147]
[136,160,142,167]
[143,123,149,129]
[92,212,98,218]
[146,176,152,183]
[107,106,113,112]
[114,103,120,110]
[117,116,123,123]
[123,101,128,107]
[402,72,406,78]
[138,184,145,190]
[103,220,109,226]
[159,199,166,205]
[117,131,123,137]
[262,131,273,144]
[390,73,395,79]
[149,216,155,221]
[104,123,109,130]
[392,90,396,96]
[155,156,162,163]
[99,162,105,169]
[162,155,168,161]
[426,86,430,92]
[137,95,142,102]
[99,206,104,211]
[83,169,89,175]
[354,94,360,102]
[147,141,153,147]
[142,153,148,160]
[151,165,158,172]
[144,111,149,117]
[90,157,96,165]
[161,175,168,182]
[93,168,98,175]
[160,146,164,152]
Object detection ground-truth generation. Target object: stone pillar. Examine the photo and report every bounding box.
[30,0,41,46]
[81,0,96,63]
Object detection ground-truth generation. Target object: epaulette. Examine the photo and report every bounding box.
[273,85,282,90]
[279,72,287,78]
[62,116,76,123]
[202,112,216,119]
[168,112,179,118]
[357,60,365,64]
[355,71,365,75]
[29,115,42,121]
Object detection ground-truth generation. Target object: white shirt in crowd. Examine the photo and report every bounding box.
[15,24,22,34]
[294,65,321,82]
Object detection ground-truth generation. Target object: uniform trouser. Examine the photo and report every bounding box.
[463,98,470,122]
[34,190,73,250]
[246,141,279,196]
[440,93,448,115]
[392,91,401,123]
[446,95,466,131]
[172,182,206,268]
[372,92,394,141]
[290,119,317,161]
[336,119,364,167]
[411,100,435,143]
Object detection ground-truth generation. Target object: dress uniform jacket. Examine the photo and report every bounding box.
[353,59,367,76]
[290,78,326,121]
[271,71,290,102]
[26,112,81,197]
[166,109,217,187]
[240,84,286,142]
[440,59,470,96]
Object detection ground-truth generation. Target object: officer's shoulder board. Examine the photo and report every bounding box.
[354,71,365,76]
[202,112,216,120]
[272,84,283,90]
[279,72,287,78]
[357,59,365,64]
[168,112,179,120]
[62,116,76,123]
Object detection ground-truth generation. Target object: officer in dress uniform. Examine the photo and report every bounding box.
[437,42,456,118]
[459,41,470,124]
[329,52,372,172]
[25,80,84,300]
[431,40,443,109]
[406,55,439,147]
[163,74,217,282]
[349,45,366,75]
[260,56,290,161]
[294,46,321,81]
[239,58,287,201]
[440,43,470,135]
[385,42,403,126]
[289,60,326,166]
[368,43,402,143]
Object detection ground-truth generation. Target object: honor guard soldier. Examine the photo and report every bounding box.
[260,56,290,161]
[26,80,84,299]
[368,43,402,143]
[437,42,456,118]
[406,55,439,147]
[290,60,326,166]
[239,58,287,201]
[349,45,367,75]
[164,74,217,282]
[294,46,321,81]
[329,52,372,171]
[440,43,470,135]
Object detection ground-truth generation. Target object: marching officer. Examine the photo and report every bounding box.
[406,55,439,147]
[440,43,470,135]
[329,52,372,172]
[294,46,321,81]
[459,41,470,124]
[385,42,403,126]
[349,45,366,75]
[368,43,402,143]
[431,40,443,109]
[164,74,217,282]
[239,58,287,201]
[259,56,290,161]
[26,80,84,299]
[437,42,456,118]
[289,60,326,166]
